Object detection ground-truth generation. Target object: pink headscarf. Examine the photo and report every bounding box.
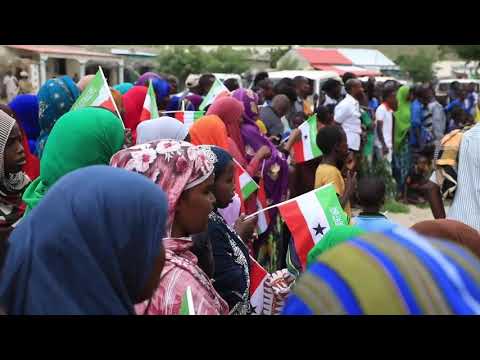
[110,140,215,234]
[207,96,245,154]
[76,75,95,92]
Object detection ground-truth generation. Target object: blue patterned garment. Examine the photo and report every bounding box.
[36,76,80,158]
[283,227,480,315]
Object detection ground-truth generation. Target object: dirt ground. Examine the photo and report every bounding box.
[387,206,435,228]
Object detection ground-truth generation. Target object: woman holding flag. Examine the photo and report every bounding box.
[111,140,229,315]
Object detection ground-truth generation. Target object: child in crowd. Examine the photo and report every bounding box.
[405,155,431,205]
[353,177,394,232]
[314,125,355,221]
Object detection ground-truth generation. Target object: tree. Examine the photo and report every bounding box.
[439,45,480,76]
[268,46,291,68]
[155,46,250,88]
[396,50,435,83]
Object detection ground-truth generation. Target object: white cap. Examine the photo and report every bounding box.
[20,71,28,77]
[185,74,200,89]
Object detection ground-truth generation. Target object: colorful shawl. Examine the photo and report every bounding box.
[283,227,480,315]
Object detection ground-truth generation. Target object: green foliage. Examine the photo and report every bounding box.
[396,50,435,82]
[268,47,291,68]
[382,199,410,214]
[441,45,480,62]
[276,55,301,70]
[155,46,250,88]
[439,45,480,76]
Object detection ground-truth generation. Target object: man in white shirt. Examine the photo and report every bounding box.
[374,87,398,164]
[334,79,364,152]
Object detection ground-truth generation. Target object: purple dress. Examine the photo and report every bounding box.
[232,89,289,221]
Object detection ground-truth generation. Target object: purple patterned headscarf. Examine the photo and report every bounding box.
[231,89,289,225]
[135,72,163,86]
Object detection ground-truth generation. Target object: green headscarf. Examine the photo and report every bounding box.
[22,107,125,214]
[306,225,365,267]
[114,83,134,95]
[393,85,411,151]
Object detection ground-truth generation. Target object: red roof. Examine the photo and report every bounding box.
[296,48,352,66]
[313,64,381,77]
[6,45,118,59]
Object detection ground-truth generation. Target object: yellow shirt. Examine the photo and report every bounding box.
[314,164,352,220]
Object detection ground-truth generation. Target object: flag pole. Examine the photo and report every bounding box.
[232,158,259,187]
[244,182,335,221]
[99,66,124,128]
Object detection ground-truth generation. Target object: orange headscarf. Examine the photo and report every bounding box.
[189,115,229,150]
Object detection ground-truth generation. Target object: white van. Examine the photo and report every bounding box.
[267,70,342,96]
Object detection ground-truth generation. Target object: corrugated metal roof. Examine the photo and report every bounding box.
[337,48,396,67]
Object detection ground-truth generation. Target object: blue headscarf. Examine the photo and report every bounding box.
[0,165,168,315]
[152,78,170,103]
[114,82,134,95]
[211,146,233,178]
[8,94,40,154]
[166,95,195,112]
[36,76,80,158]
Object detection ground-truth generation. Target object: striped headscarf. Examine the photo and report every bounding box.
[0,111,30,227]
[283,227,480,315]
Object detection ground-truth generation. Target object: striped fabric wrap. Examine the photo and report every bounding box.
[0,110,16,180]
[283,227,480,315]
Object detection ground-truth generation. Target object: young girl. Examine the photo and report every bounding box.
[111,140,229,315]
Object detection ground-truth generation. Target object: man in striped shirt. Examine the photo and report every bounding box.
[427,123,480,231]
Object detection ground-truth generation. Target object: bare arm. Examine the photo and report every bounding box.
[283,129,301,153]
[425,180,446,219]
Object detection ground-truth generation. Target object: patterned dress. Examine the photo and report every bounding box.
[208,210,252,315]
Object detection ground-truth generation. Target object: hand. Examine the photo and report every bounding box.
[124,128,133,148]
[258,145,272,160]
[234,214,258,242]
[382,144,389,156]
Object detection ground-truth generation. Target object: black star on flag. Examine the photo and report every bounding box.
[313,223,326,237]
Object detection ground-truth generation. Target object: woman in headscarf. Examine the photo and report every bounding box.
[206,146,254,314]
[8,94,40,154]
[189,115,230,150]
[411,219,480,259]
[136,116,189,145]
[122,86,148,143]
[0,110,31,238]
[22,107,125,215]
[135,73,171,110]
[0,166,168,315]
[207,96,270,177]
[207,146,295,314]
[114,82,134,95]
[283,226,480,315]
[393,85,412,201]
[111,140,228,315]
[36,76,80,158]
[232,89,289,207]
[135,71,163,86]
[0,105,39,181]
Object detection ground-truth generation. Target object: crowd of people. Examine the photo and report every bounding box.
[0,66,480,315]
